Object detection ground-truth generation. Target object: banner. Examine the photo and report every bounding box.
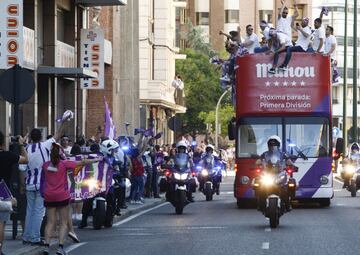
[104,97,116,139]
[68,155,113,201]
[0,0,24,69]
[80,29,104,89]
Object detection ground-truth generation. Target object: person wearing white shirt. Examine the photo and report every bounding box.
[240,24,260,54]
[275,18,311,71]
[277,0,299,40]
[324,26,337,61]
[254,21,271,53]
[268,28,293,74]
[311,18,325,53]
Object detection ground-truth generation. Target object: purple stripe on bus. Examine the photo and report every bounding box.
[298,157,332,197]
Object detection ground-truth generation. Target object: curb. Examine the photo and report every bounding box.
[12,198,166,255]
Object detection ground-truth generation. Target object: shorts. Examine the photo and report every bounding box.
[0,211,10,222]
[44,199,70,208]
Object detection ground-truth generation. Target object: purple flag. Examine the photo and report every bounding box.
[0,180,13,200]
[104,97,116,140]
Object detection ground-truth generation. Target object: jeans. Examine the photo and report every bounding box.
[23,191,45,242]
[273,47,289,66]
[282,45,305,67]
[254,46,269,53]
[131,176,144,201]
[151,169,159,195]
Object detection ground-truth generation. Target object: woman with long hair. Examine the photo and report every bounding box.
[41,143,101,255]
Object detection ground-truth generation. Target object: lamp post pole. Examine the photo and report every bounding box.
[352,0,358,142]
[215,87,232,148]
[343,0,348,151]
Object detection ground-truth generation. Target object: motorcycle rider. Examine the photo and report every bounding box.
[256,135,293,212]
[79,139,119,229]
[198,144,221,192]
[171,141,195,202]
[341,142,360,188]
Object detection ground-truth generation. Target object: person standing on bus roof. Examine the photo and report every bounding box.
[277,0,299,41]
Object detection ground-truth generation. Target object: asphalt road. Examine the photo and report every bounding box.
[65,175,360,255]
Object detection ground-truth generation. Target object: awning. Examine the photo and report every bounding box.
[37,66,98,78]
[75,0,127,6]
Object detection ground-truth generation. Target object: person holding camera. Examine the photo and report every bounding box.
[0,131,28,255]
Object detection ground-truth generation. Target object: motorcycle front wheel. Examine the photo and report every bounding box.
[93,200,106,230]
[268,198,279,228]
[351,182,357,197]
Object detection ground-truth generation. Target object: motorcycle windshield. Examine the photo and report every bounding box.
[175,153,190,172]
[264,152,283,174]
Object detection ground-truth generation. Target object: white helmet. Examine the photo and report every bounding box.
[176,140,187,149]
[100,139,119,156]
[206,144,215,150]
[267,135,281,147]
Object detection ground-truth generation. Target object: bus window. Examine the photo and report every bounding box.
[285,119,329,158]
[237,123,282,158]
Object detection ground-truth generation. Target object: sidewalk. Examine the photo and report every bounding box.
[5,197,165,255]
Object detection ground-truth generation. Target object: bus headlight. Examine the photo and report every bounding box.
[241,176,250,184]
[320,175,329,185]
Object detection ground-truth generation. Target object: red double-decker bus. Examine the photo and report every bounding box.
[230,53,333,207]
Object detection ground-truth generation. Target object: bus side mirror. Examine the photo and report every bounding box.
[228,118,236,140]
[335,137,344,156]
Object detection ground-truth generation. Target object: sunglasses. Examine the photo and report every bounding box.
[283,12,288,15]
[247,28,253,30]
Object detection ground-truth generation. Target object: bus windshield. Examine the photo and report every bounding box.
[237,117,329,158]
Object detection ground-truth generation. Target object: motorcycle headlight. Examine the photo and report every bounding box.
[261,174,275,186]
[174,173,181,180]
[345,165,356,174]
[180,173,189,180]
[201,169,209,176]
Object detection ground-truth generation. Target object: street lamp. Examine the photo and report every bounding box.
[215,86,232,148]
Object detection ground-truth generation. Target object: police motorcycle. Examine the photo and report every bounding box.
[79,140,118,230]
[252,136,297,228]
[197,145,223,201]
[342,143,360,197]
[164,142,196,214]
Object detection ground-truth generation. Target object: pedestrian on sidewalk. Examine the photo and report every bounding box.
[41,143,101,255]
[0,132,28,255]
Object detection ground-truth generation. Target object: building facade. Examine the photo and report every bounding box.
[139,0,186,145]
[312,0,360,140]
[0,0,138,146]
[181,0,312,52]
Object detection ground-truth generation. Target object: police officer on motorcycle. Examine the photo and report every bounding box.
[256,135,293,212]
[174,141,195,202]
[198,144,221,191]
[341,143,360,188]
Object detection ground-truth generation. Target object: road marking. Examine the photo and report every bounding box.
[264,227,271,232]
[333,178,343,185]
[336,203,345,206]
[224,191,234,194]
[118,233,152,236]
[186,226,226,230]
[262,242,270,249]
[113,202,169,227]
[66,242,87,253]
[334,189,342,192]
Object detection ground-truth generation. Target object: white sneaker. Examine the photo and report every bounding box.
[135,200,144,205]
[130,200,136,204]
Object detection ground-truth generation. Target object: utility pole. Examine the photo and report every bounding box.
[343,0,348,151]
[215,87,231,148]
[353,0,358,142]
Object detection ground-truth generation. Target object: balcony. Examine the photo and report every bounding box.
[141,80,186,113]
[75,0,126,6]
[55,41,75,68]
